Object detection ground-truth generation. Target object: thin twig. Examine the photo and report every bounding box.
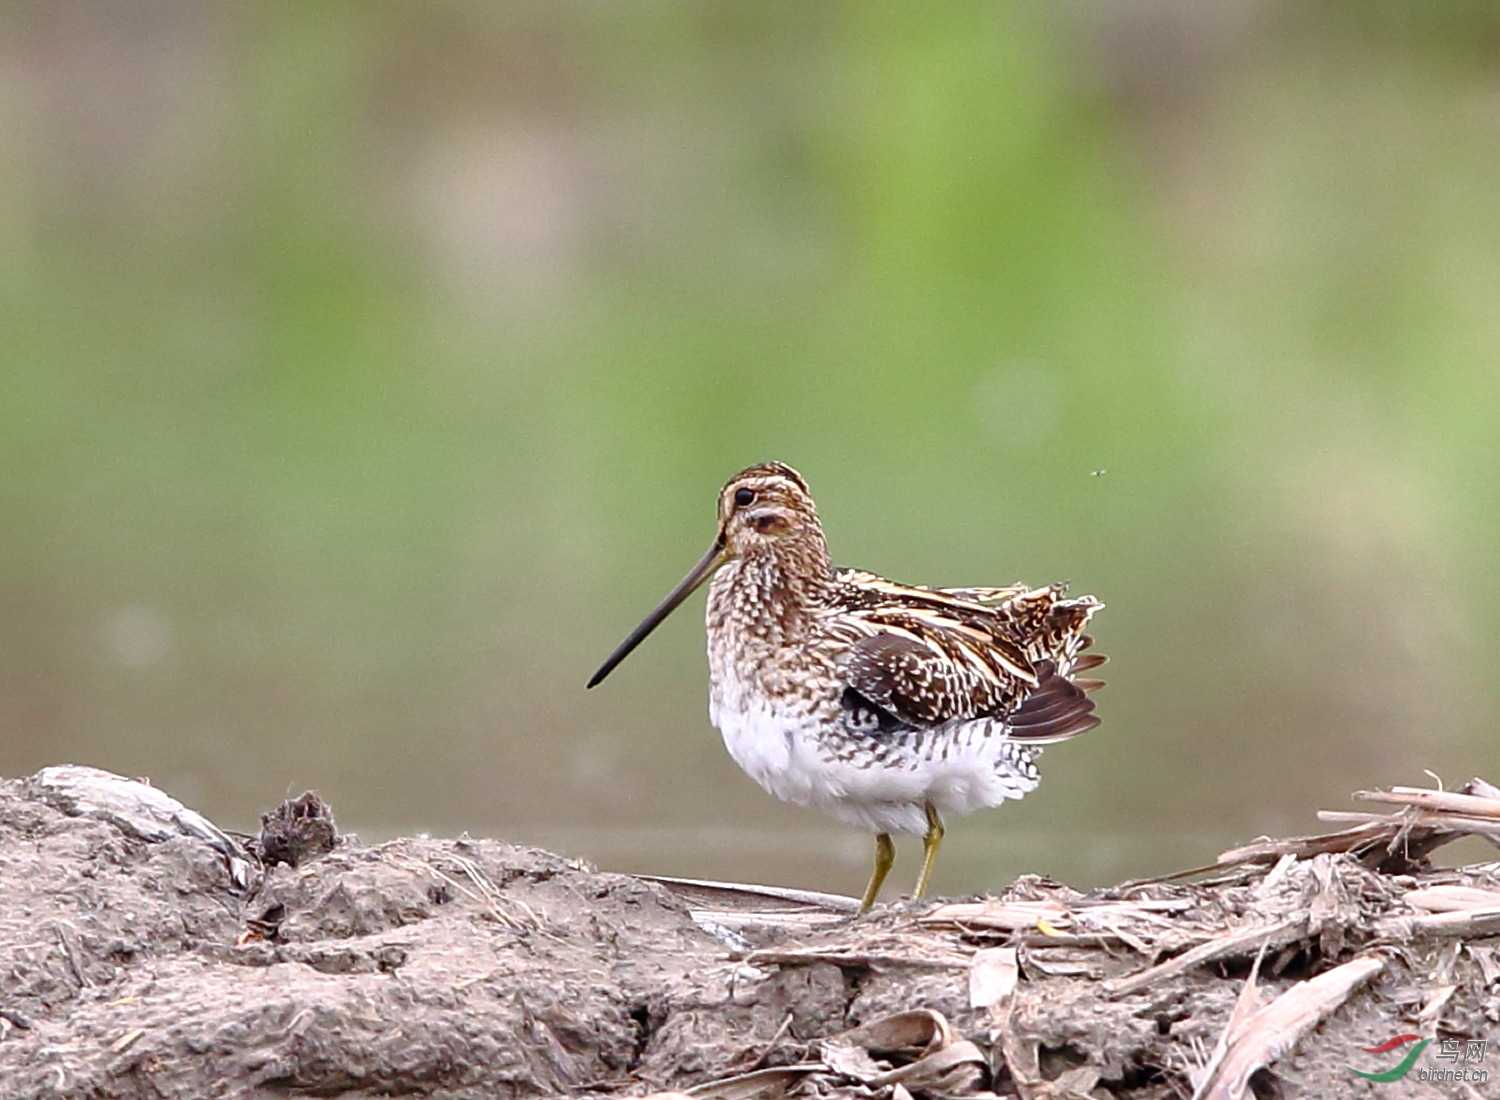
[1105,917,1309,999]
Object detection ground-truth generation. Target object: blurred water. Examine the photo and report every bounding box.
[3,2,1500,897]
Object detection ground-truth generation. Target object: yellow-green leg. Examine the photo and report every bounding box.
[913,802,944,899]
[858,833,896,914]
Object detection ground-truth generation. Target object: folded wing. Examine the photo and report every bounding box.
[831,572,1105,740]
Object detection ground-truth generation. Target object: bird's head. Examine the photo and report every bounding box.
[587,461,826,688]
[714,461,822,559]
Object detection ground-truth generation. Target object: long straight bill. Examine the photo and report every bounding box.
[587,539,726,688]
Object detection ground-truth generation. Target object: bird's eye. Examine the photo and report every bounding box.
[734,488,754,507]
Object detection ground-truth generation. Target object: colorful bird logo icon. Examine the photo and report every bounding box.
[1346,1034,1429,1082]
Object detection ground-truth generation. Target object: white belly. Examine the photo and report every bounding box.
[709,698,1040,836]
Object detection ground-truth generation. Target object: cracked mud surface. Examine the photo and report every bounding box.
[2,769,1498,1099]
[0,771,854,1098]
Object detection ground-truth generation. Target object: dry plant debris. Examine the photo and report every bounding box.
[3,768,1500,1099]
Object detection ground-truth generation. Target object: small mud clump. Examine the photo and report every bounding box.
[255,790,339,868]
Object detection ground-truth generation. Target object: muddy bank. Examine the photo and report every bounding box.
[1,767,1498,1099]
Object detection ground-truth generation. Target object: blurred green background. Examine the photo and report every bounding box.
[4,1,1499,899]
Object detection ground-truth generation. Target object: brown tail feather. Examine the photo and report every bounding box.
[1006,662,1098,744]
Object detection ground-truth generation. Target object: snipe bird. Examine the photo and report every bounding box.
[588,462,1104,912]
